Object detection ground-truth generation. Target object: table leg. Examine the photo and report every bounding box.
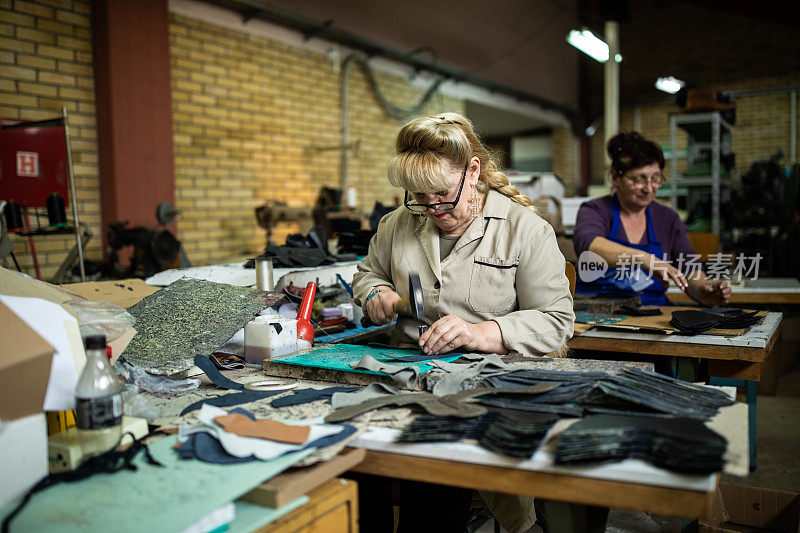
[708,376,757,470]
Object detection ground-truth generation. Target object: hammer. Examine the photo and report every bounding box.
[361,272,425,335]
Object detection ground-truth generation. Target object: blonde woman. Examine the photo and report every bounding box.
[353,112,574,358]
[350,112,575,533]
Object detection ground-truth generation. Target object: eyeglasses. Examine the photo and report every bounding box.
[622,172,666,188]
[404,162,469,213]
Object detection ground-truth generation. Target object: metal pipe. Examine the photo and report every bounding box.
[63,106,85,281]
[224,0,579,131]
[791,90,797,166]
[339,53,361,196]
[603,20,620,167]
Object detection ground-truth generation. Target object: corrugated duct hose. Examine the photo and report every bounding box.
[339,53,445,193]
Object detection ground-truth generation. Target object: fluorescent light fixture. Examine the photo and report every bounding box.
[655,76,685,94]
[566,29,622,63]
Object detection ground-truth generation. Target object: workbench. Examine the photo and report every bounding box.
[143,356,746,524]
[568,311,782,469]
[667,278,800,305]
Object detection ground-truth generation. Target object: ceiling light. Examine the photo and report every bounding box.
[566,29,621,63]
[655,76,685,94]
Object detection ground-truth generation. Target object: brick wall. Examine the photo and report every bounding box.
[551,125,580,195]
[169,14,463,265]
[0,0,100,280]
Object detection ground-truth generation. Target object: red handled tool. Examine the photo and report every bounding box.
[296,281,317,344]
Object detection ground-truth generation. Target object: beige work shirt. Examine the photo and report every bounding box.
[353,190,574,355]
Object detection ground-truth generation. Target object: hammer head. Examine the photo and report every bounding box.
[408,273,424,321]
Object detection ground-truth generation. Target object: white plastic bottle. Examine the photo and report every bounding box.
[75,335,123,459]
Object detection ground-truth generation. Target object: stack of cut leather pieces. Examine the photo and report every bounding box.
[480,367,733,420]
[670,308,761,335]
[397,410,559,459]
[555,414,727,473]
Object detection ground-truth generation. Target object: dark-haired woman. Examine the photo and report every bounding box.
[574,132,730,306]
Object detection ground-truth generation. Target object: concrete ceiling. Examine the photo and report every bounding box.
[204,0,581,136]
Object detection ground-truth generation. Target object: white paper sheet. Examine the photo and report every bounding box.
[0,295,85,411]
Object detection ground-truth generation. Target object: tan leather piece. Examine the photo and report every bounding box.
[214,413,310,444]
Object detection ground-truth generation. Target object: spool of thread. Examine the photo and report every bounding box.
[255,256,274,291]
[4,201,24,231]
[46,193,67,227]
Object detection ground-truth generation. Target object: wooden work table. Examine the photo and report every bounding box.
[667,277,800,305]
[142,354,746,523]
[568,310,782,470]
[568,311,782,381]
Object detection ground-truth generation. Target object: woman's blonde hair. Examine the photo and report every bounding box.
[387,112,535,209]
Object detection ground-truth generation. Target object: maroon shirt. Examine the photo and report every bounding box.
[573,195,696,267]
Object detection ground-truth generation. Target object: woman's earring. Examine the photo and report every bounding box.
[468,186,482,216]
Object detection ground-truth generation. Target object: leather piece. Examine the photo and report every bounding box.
[398,410,558,459]
[427,354,515,395]
[325,392,488,422]
[324,384,557,423]
[179,389,286,416]
[214,413,310,444]
[269,386,359,408]
[348,354,419,388]
[330,383,400,409]
[176,407,358,464]
[194,353,244,390]
[554,414,727,473]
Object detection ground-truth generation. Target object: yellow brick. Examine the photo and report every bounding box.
[57,61,92,75]
[39,97,75,111]
[39,70,75,86]
[55,11,90,28]
[2,11,35,27]
[56,34,90,51]
[16,26,57,44]
[0,91,37,107]
[0,105,19,117]
[0,36,35,53]
[58,87,93,101]
[19,108,60,121]
[37,43,74,60]
[18,81,58,96]
[36,18,73,35]
[75,50,91,64]
[16,54,57,70]
[12,1,54,18]
[0,78,15,91]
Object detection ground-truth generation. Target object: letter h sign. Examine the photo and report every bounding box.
[16,151,40,177]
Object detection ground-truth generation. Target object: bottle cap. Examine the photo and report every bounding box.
[84,335,107,349]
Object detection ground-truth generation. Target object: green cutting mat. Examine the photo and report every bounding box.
[0,436,314,533]
[274,344,460,375]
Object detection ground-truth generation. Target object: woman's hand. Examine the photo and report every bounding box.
[693,280,731,307]
[365,287,402,325]
[647,256,688,291]
[419,314,483,355]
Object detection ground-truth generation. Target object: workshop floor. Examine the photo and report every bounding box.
[477,364,800,533]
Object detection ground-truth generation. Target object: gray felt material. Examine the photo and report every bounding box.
[348,354,420,388]
[122,278,282,375]
[330,383,400,409]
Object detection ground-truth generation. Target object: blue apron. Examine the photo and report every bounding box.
[576,195,668,306]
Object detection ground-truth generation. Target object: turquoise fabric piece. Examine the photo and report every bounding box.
[0,436,314,533]
[275,343,460,376]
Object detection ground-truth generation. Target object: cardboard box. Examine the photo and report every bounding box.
[0,302,54,421]
[700,482,800,532]
[0,412,48,508]
[61,278,158,309]
[0,265,82,317]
